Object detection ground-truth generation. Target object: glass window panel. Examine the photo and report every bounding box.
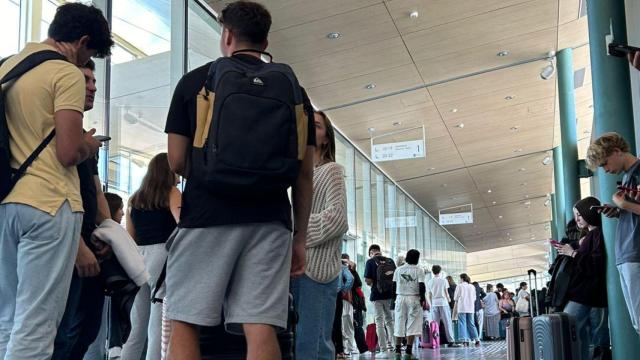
[188,0,222,70]
[1,0,20,57]
[407,201,416,251]
[108,0,172,205]
[371,168,385,248]
[385,180,396,256]
[397,192,407,256]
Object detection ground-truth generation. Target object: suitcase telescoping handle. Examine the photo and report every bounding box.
[527,269,539,317]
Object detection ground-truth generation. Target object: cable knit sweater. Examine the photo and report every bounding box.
[305,162,349,283]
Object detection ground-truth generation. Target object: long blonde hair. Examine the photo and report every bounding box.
[129,153,175,210]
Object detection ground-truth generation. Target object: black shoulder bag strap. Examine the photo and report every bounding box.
[1,50,67,183]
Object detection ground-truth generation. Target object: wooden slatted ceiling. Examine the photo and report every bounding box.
[203,0,590,278]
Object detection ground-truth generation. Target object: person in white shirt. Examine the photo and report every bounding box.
[454,273,480,346]
[483,284,500,340]
[427,265,460,347]
[392,250,427,360]
[515,282,530,316]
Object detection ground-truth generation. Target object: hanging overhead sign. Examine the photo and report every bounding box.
[439,212,474,225]
[439,203,474,225]
[372,140,425,162]
[370,125,426,163]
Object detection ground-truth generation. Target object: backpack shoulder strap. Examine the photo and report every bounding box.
[1,50,67,183]
[1,50,67,85]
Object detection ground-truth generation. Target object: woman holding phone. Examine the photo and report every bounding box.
[554,196,611,360]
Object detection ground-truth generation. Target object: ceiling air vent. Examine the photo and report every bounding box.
[574,68,586,89]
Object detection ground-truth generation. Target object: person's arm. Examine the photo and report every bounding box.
[630,51,640,71]
[306,164,348,248]
[165,75,193,177]
[76,237,100,277]
[612,189,640,215]
[94,175,110,224]
[169,186,182,223]
[351,267,363,289]
[445,284,452,303]
[125,207,136,242]
[53,67,101,166]
[453,284,461,302]
[364,260,374,287]
[290,145,314,277]
[343,266,354,292]
[167,134,189,177]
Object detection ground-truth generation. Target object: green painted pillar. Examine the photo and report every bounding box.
[553,147,566,236]
[557,48,581,220]
[587,0,640,357]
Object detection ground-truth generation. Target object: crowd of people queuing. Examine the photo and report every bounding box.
[1,1,640,360]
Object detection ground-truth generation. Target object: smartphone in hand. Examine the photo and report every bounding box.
[549,239,562,248]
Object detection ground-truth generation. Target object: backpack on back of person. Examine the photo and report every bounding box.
[190,50,308,192]
[374,255,396,294]
[0,50,67,201]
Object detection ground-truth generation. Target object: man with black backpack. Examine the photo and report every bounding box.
[364,244,396,358]
[164,1,315,359]
[0,4,112,359]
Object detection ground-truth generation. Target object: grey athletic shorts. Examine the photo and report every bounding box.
[165,222,292,334]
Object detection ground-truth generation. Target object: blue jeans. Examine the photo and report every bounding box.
[0,202,82,360]
[457,313,479,342]
[292,274,339,360]
[564,301,610,360]
[52,271,105,360]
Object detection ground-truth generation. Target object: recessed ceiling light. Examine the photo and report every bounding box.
[505,95,515,100]
[409,10,419,19]
[455,123,465,129]
[498,215,503,219]
[509,238,513,241]
[428,167,436,171]
[521,182,528,186]
[326,32,342,39]
[524,201,532,206]
[510,126,520,131]
[514,148,523,153]
[497,50,510,57]
[492,201,497,205]
[518,168,526,172]
[392,121,402,127]
[542,156,552,165]
[487,189,492,193]
[506,232,510,236]
[367,127,375,132]
[525,195,530,198]
[450,108,458,113]
[364,83,377,90]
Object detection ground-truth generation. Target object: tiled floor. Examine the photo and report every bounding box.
[349,340,508,360]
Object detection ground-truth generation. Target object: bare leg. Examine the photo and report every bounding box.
[168,320,200,360]
[244,324,281,360]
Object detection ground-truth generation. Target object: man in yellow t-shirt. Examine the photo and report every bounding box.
[0,3,113,359]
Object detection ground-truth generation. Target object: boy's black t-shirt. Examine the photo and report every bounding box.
[164,56,316,230]
[77,154,99,241]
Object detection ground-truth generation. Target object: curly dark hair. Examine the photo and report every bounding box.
[48,3,113,58]
[220,1,271,45]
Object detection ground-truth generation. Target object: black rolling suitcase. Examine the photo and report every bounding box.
[530,269,581,360]
[199,294,297,359]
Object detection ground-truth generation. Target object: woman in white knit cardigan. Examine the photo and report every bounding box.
[292,111,349,360]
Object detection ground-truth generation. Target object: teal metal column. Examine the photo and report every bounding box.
[553,147,566,237]
[557,48,581,220]
[587,0,640,357]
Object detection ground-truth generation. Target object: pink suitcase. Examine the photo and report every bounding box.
[420,320,440,349]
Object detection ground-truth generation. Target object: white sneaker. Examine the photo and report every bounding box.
[376,351,392,359]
